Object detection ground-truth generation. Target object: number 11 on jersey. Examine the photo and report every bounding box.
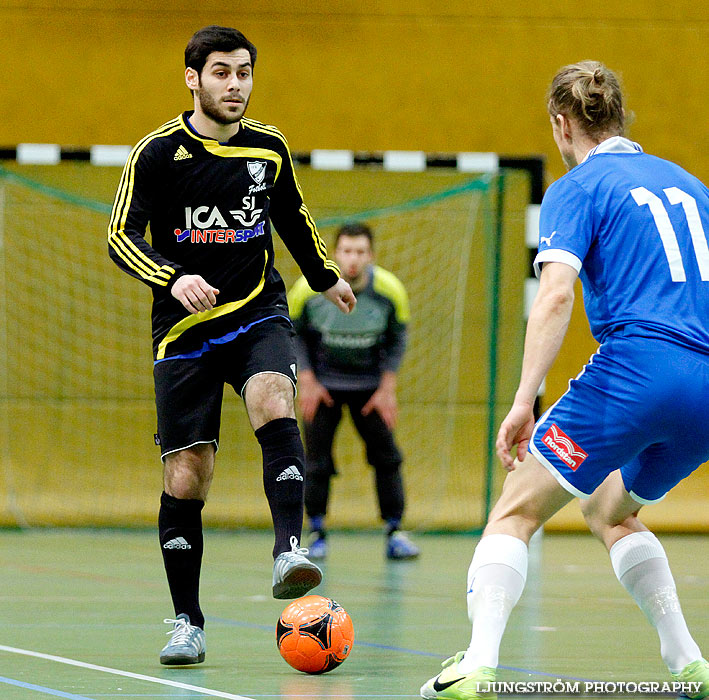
[631,186,709,282]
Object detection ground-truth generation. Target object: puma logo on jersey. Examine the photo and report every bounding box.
[174,145,192,161]
[540,231,557,246]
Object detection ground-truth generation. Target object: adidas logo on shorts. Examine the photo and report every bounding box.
[276,466,303,482]
[173,145,192,161]
[163,536,192,550]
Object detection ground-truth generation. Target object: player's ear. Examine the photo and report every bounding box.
[557,114,572,141]
[185,67,200,92]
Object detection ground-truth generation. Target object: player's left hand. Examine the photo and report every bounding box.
[496,401,536,471]
[323,278,356,313]
[361,388,398,429]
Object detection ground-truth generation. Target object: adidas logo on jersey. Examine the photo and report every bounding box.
[276,466,303,482]
[163,537,192,550]
[174,145,192,161]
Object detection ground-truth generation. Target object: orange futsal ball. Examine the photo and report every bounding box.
[276,595,354,674]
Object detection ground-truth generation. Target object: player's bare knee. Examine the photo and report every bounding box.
[485,488,544,541]
[485,509,542,543]
[581,502,606,540]
[164,445,214,499]
[581,496,644,547]
[261,394,294,420]
[582,500,621,542]
[244,372,296,428]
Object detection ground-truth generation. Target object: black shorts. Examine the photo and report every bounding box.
[153,315,297,460]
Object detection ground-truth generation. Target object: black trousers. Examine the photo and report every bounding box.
[303,388,404,523]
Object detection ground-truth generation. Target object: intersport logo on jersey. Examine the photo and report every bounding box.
[541,423,588,470]
[174,205,266,244]
[174,222,265,244]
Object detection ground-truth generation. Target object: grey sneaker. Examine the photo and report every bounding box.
[160,613,206,665]
[387,531,420,560]
[272,535,323,599]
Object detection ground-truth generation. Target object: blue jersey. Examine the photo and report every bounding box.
[535,137,709,353]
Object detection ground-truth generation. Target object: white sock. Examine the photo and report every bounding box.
[610,531,702,673]
[458,534,528,672]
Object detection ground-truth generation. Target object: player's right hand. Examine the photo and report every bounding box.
[171,274,220,314]
[297,370,334,422]
[323,278,356,313]
[496,401,536,471]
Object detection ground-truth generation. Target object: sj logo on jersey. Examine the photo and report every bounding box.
[542,423,588,470]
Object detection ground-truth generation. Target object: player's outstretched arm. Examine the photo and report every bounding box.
[322,278,356,314]
[171,274,220,315]
[497,262,577,470]
[496,402,536,470]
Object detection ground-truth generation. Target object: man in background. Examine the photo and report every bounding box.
[289,222,419,560]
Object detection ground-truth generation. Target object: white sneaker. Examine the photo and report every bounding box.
[387,530,420,560]
[160,614,206,665]
[272,535,323,599]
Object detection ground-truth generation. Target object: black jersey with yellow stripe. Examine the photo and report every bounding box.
[108,112,339,360]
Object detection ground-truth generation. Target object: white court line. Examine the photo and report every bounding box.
[0,644,255,700]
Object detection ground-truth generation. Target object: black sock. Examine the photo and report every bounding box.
[158,492,205,629]
[255,417,306,559]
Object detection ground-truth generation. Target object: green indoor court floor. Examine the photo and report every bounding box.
[1,529,707,699]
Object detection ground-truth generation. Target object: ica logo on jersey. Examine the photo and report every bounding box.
[174,204,266,244]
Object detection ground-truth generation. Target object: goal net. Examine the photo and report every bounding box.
[0,161,530,531]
